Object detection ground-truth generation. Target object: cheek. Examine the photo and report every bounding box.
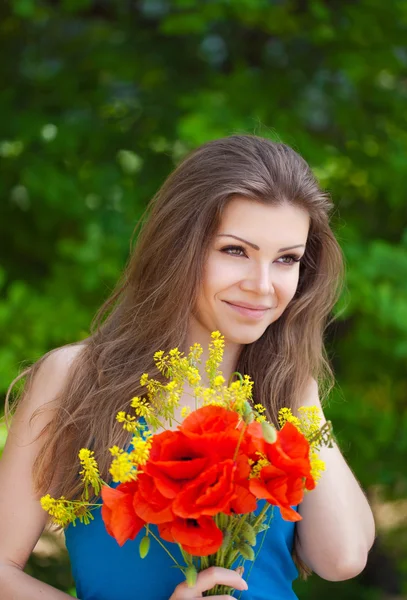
[203,257,238,294]
[280,270,301,303]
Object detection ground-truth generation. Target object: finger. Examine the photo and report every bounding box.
[193,566,248,594]
[197,596,236,599]
[235,566,244,577]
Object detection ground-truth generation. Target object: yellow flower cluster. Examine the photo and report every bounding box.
[309,449,326,482]
[278,407,302,430]
[253,403,267,423]
[40,494,95,527]
[130,397,153,419]
[278,406,325,445]
[153,346,202,390]
[78,449,102,498]
[109,446,137,483]
[277,406,330,486]
[297,406,323,442]
[205,331,225,384]
[130,433,153,467]
[194,370,254,418]
[116,411,138,432]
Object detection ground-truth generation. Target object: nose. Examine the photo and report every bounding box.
[239,263,275,297]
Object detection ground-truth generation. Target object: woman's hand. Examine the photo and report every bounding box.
[169,566,248,599]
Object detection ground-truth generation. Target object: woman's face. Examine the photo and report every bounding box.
[191,196,310,346]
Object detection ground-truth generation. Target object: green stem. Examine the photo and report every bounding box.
[228,372,244,386]
[232,423,247,463]
[236,506,274,600]
[222,514,249,567]
[252,502,270,530]
[59,499,103,507]
[147,529,183,569]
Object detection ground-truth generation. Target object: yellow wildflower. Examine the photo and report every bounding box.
[140,373,149,386]
[309,449,326,483]
[78,449,102,497]
[130,436,152,466]
[109,446,137,483]
[205,331,225,383]
[201,387,226,407]
[278,407,301,430]
[187,367,201,387]
[254,414,266,423]
[40,495,74,527]
[213,375,225,387]
[130,396,152,418]
[40,495,94,527]
[297,406,322,442]
[188,343,203,364]
[116,411,138,433]
[154,350,172,377]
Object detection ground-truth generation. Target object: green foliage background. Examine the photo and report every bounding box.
[1,0,406,598]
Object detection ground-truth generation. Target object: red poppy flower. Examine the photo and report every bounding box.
[249,464,304,521]
[181,405,240,436]
[181,405,247,460]
[226,452,257,514]
[266,422,315,491]
[229,483,258,514]
[158,516,223,556]
[249,422,315,521]
[133,472,174,524]
[247,420,267,458]
[172,459,236,518]
[144,430,211,498]
[101,482,145,546]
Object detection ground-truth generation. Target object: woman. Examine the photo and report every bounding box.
[0,135,375,599]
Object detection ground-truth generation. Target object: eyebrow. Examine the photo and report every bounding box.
[216,234,305,253]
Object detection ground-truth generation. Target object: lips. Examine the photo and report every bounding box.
[222,301,271,321]
[224,301,271,310]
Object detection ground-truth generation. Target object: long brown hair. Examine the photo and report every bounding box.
[6,135,344,575]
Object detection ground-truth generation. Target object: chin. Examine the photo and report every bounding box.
[223,325,268,346]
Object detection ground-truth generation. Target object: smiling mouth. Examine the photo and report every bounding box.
[222,301,272,319]
[223,301,271,311]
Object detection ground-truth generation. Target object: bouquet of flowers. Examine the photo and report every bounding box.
[41,331,333,596]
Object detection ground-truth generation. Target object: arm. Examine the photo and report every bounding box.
[296,378,376,581]
[0,346,82,599]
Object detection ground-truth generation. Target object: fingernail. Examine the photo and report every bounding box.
[243,580,248,590]
[235,566,244,576]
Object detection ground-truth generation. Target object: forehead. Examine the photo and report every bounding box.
[218,197,310,246]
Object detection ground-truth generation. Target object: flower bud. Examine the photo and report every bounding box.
[242,401,254,424]
[241,522,256,546]
[139,535,150,559]
[185,564,197,588]
[261,421,277,444]
[220,529,232,552]
[237,542,255,561]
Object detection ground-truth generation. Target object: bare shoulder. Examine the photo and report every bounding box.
[17,342,87,415]
[39,341,87,377]
[0,342,88,570]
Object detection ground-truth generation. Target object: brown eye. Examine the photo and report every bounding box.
[221,245,247,257]
[278,255,302,266]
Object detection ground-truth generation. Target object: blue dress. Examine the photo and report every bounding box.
[65,500,299,600]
